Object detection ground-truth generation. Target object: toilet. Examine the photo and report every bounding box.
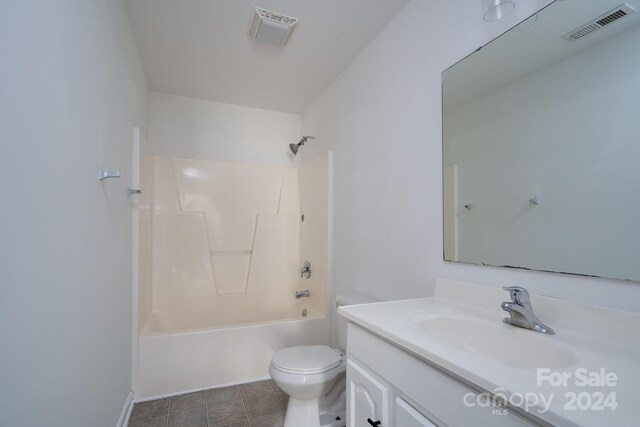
[270,293,377,427]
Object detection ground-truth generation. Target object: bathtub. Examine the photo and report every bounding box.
[136,306,329,399]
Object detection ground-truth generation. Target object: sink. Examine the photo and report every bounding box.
[410,315,576,369]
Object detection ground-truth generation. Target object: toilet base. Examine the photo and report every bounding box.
[283,397,345,427]
[283,397,320,427]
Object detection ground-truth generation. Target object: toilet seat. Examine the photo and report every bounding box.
[272,345,341,375]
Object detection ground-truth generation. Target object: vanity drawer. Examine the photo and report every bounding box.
[396,397,437,427]
[347,323,542,427]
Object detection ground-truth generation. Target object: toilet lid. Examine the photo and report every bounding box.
[272,345,341,374]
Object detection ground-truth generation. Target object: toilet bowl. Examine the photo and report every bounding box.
[270,293,378,427]
[270,345,346,427]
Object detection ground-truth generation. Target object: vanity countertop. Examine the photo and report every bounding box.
[338,278,640,427]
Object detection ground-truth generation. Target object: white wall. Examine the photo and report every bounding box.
[301,0,640,313]
[445,24,640,281]
[0,1,147,426]
[149,91,301,165]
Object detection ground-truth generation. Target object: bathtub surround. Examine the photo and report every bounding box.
[301,0,640,323]
[298,153,331,317]
[149,157,300,317]
[143,153,330,329]
[0,1,147,426]
[136,152,331,397]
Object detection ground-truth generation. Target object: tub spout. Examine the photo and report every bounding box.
[295,290,310,299]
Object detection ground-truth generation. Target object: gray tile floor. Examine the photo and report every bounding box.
[128,380,289,427]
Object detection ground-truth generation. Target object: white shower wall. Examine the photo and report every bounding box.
[150,156,301,319]
[136,154,332,397]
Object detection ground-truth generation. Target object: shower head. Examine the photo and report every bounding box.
[289,136,314,155]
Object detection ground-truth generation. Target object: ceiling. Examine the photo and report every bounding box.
[125,0,410,114]
[444,0,640,111]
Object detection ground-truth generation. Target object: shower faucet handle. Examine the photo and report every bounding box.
[301,260,311,279]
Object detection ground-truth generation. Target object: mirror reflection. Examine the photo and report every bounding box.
[443,0,640,281]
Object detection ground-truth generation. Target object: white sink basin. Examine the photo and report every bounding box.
[410,314,576,369]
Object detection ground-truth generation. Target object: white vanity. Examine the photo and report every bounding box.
[338,278,640,427]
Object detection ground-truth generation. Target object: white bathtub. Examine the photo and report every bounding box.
[136,306,329,399]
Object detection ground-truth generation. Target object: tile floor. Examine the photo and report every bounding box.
[128,379,289,427]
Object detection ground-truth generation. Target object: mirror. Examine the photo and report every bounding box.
[443,0,640,281]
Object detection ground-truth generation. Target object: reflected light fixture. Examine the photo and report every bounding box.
[483,0,515,21]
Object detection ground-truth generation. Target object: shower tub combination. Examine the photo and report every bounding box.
[138,304,328,398]
[136,153,331,399]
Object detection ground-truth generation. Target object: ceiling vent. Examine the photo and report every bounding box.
[248,8,298,46]
[562,3,637,41]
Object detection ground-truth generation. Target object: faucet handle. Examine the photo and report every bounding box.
[502,286,530,305]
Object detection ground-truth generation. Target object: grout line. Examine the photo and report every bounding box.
[239,385,252,427]
[269,379,286,414]
[165,396,170,427]
[273,388,283,413]
[204,388,210,427]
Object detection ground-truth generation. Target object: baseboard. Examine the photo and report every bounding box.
[134,376,271,403]
[117,391,134,427]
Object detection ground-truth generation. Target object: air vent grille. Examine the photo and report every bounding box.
[248,8,298,46]
[562,4,636,41]
[597,9,628,26]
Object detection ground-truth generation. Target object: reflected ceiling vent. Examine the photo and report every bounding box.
[562,3,637,41]
[248,8,298,46]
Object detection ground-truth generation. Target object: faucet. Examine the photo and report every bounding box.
[301,260,311,279]
[501,286,554,334]
[295,290,310,299]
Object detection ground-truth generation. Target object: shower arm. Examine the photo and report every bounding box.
[289,136,315,155]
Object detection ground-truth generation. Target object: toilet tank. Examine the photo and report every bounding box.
[335,292,378,350]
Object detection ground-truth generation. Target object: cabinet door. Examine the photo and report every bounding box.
[395,397,437,427]
[347,359,389,427]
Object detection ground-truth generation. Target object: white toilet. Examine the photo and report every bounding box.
[270,293,377,427]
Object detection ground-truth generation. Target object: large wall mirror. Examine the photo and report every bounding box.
[443,0,640,281]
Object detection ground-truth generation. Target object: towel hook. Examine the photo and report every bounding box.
[99,168,121,181]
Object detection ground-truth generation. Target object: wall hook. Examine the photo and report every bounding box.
[529,196,540,205]
[464,204,472,210]
[99,168,121,181]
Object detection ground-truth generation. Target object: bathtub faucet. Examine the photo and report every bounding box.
[295,290,310,299]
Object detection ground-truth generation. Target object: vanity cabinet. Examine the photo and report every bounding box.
[346,359,389,427]
[345,323,542,427]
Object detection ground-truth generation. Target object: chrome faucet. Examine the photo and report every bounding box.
[295,290,310,299]
[501,286,554,334]
[301,260,312,279]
